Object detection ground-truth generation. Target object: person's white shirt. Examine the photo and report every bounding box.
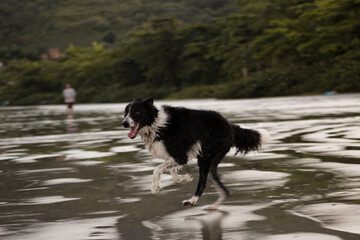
[63,88,76,103]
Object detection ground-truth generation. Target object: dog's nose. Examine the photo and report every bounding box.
[122,120,129,128]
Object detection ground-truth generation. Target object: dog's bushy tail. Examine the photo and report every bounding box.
[232,124,271,155]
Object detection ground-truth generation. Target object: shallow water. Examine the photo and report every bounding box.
[1,94,360,240]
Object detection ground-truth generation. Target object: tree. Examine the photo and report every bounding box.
[125,18,182,88]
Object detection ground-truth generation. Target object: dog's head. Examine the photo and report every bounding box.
[122,97,157,139]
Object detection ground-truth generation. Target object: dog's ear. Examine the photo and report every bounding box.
[135,98,142,102]
[143,96,155,106]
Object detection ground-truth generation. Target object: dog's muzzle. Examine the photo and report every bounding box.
[122,119,130,128]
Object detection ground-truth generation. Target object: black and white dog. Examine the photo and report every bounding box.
[122,97,270,209]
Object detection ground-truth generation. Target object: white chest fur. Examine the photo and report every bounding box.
[138,108,171,160]
[139,126,171,160]
[148,140,171,160]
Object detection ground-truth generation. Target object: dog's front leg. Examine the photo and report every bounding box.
[182,157,209,207]
[151,160,174,194]
[169,165,193,183]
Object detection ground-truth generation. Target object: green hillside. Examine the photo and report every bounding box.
[0,0,235,58]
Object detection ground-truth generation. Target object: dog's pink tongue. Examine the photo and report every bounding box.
[127,125,139,139]
[127,128,137,138]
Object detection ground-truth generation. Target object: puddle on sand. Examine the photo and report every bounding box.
[1,94,360,240]
[292,203,360,234]
[222,170,290,190]
[142,204,268,240]
[21,196,81,205]
[42,178,93,186]
[262,232,343,240]
[4,216,121,240]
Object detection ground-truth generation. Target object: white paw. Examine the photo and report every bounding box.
[182,196,198,207]
[151,185,160,194]
[182,200,195,207]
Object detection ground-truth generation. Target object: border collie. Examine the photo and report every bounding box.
[122,97,270,209]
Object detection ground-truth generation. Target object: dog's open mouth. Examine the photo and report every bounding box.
[127,123,140,139]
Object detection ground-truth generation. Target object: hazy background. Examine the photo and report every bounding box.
[1,0,360,105]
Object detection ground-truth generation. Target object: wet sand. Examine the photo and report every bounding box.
[0,94,360,240]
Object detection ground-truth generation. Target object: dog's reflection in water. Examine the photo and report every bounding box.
[185,210,229,240]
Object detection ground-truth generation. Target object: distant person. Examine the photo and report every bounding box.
[63,83,76,119]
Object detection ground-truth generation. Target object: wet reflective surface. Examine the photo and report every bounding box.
[1,94,360,240]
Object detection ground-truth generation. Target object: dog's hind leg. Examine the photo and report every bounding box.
[182,156,210,207]
[205,165,229,210]
[151,159,176,194]
[205,150,229,210]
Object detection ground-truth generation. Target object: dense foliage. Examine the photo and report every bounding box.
[0,0,235,61]
[1,0,360,105]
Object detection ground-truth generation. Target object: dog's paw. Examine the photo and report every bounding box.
[182,200,195,207]
[173,174,193,183]
[151,185,160,194]
[182,196,198,207]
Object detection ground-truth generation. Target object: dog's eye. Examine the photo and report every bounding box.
[135,112,140,115]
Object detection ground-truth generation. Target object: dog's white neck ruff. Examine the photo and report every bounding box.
[138,106,170,160]
[138,106,168,138]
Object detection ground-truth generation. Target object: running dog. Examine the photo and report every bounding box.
[122,97,270,209]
